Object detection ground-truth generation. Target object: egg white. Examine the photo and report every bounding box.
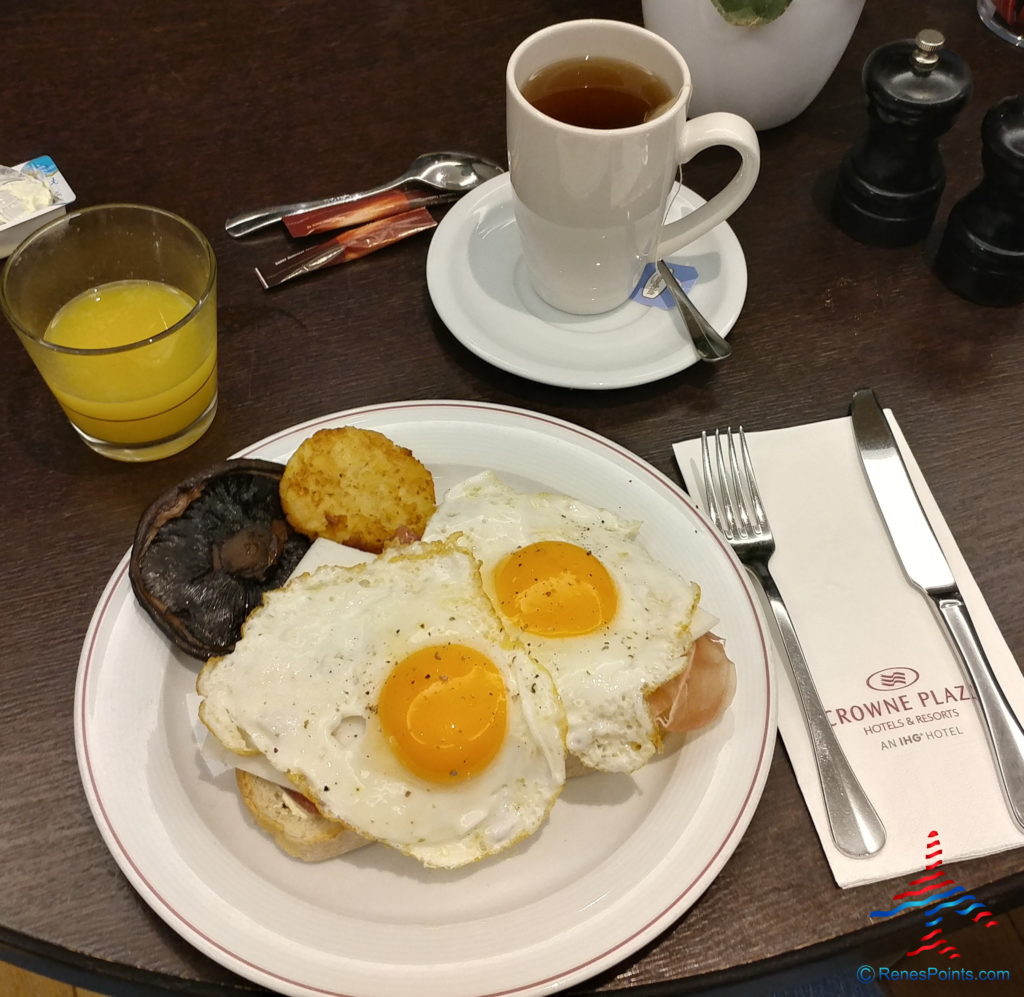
[423,472,703,774]
[197,537,566,869]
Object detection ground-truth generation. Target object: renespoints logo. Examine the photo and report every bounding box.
[869,830,998,959]
[865,667,921,692]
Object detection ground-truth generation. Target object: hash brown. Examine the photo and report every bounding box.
[279,426,435,552]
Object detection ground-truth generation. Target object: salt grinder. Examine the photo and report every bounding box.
[934,94,1024,306]
[833,29,972,246]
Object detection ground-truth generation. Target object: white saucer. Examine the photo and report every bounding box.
[426,174,747,389]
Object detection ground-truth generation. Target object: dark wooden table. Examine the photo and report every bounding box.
[3,1,1023,994]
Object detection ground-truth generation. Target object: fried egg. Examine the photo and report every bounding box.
[423,472,703,774]
[197,537,566,869]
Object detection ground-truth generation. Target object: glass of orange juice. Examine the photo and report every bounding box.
[1,203,218,461]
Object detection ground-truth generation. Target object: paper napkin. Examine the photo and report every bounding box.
[673,413,1024,888]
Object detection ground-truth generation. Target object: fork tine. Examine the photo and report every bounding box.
[725,428,753,537]
[699,431,722,529]
[713,428,738,538]
[736,427,767,535]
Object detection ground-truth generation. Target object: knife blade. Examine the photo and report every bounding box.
[850,388,1024,832]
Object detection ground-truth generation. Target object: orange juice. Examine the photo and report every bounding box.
[40,278,217,450]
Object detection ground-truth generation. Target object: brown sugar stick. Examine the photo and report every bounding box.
[256,207,436,289]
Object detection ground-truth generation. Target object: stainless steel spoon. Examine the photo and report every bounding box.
[225,151,505,237]
[656,260,733,363]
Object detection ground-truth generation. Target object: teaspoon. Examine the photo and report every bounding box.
[225,151,505,238]
[656,260,733,363]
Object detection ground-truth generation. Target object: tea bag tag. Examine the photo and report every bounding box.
[832,29,972,246]
[629,261,699,309]
[934,94,1024,306]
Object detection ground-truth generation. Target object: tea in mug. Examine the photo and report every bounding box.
[520,56,675,129]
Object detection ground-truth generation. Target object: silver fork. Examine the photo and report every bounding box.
[702,427,887,859]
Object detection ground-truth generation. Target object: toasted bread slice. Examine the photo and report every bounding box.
[235,769,368,862]
[279,426,435,552]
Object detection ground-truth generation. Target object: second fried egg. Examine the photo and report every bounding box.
[423,471,703,773]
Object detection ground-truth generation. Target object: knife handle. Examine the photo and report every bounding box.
[934,594,1024,831]
[750,562,887,858]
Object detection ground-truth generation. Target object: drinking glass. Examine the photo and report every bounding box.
[978,0,1024,47]
[506,19,759,315]
[1,203,218,462]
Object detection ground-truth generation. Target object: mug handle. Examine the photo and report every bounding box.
[657,112,760,256]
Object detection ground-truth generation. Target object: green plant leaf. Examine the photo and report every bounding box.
[710,0,794,26]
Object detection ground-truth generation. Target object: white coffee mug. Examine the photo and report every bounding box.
[506,18,760,315]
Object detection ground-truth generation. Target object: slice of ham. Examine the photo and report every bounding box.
[647,632,737,733]
[390,523,423,545]
[286,787,321,815]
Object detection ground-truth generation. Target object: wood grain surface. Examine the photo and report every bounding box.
[2,0,1023,994]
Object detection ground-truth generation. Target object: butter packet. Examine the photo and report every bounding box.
[0,164,53,222]
[0,155,76,257]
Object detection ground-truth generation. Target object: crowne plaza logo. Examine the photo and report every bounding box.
[866,667,920,692]
[826,679,972,730]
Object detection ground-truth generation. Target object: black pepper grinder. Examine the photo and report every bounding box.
[833,29,972,247]
[934,94,1024,306]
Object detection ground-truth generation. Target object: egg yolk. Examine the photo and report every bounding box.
[494,540,617,637]
[379,643,507,783]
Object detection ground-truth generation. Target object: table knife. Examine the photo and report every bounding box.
[850,388,1024,832]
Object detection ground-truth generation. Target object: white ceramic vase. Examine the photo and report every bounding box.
[641,0,867,130]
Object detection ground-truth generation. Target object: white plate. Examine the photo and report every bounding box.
[426,175,747,389]
[75,401,776,997]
